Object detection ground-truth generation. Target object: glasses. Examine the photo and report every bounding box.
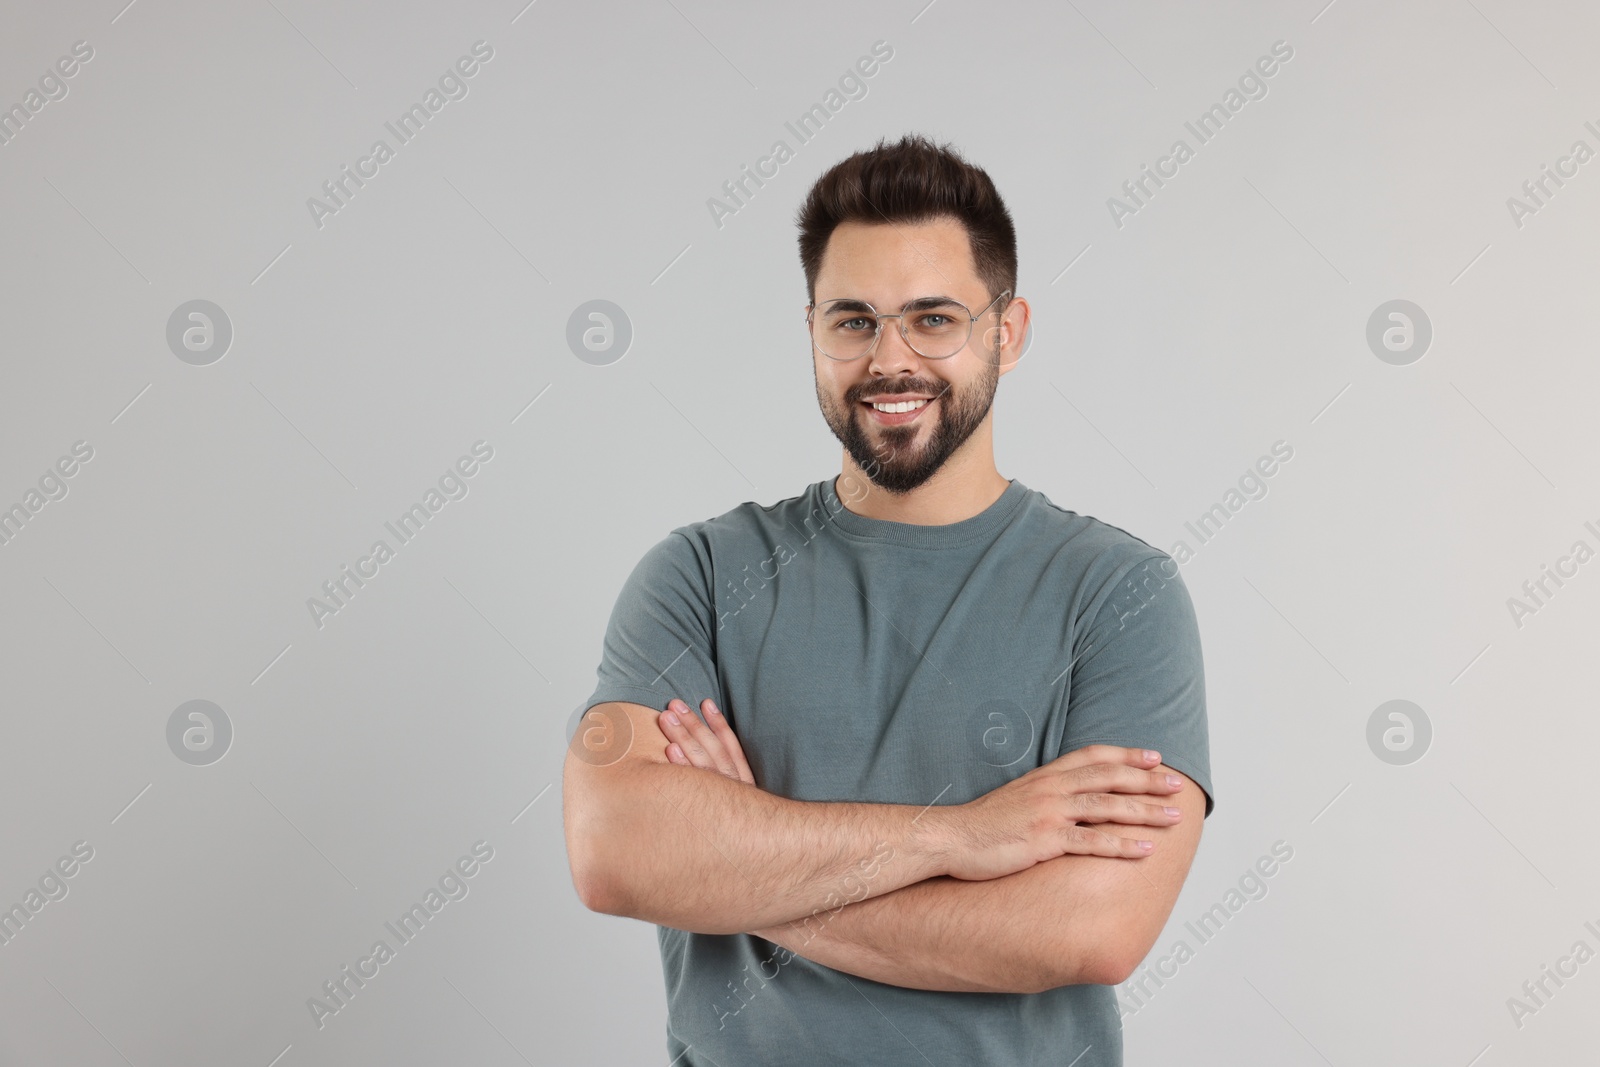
[807,289,1012,362]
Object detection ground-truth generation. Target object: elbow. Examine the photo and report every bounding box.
[564,760,639,917]
[568,843,635,917]
[566,822,637,917]
[572,864,629,917]
[1092,948,1136,988]
[566,846,605,913]
[1089,924,1153,988]
[568,846,747,933]
[1032,954,1129,993]
[1028,936,1136,993]
[564,812,633,917]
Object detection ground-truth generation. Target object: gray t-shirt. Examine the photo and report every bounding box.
[584,476,1214,1067]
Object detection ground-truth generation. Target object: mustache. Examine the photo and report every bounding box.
[848,381,953,404]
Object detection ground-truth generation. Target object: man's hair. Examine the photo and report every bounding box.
[795,133,1017,306]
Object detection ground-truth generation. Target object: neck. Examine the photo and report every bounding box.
[836,431,1009,525]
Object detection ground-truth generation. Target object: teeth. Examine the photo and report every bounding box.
[871,399,929,414]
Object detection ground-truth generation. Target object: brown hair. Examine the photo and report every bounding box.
[795,133,1017,305]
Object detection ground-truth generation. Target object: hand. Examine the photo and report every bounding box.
[932,744,1186,881]
[658,698,756,786]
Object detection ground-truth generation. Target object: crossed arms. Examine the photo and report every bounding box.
[562,697,1206,994]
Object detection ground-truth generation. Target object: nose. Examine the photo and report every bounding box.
[866,317,927,376]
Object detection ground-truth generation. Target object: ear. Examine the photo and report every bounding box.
[994,297,1030,374]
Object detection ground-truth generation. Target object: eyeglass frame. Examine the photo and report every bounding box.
[805,288,1015,362]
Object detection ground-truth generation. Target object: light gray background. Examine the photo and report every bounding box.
[2,0,1597,1063]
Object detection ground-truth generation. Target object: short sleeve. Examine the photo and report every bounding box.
[584,530,725,716]
[1057,554,1215,817]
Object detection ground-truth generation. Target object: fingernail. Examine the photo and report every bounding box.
[1144,750,1160,763]
[1164,806,1181,817]
[663,711,679,727]
[1166,774,1181,787]
[1138,841,1153,851]
[705,702,721,716]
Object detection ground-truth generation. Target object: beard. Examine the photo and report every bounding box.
[815,347,1000,496]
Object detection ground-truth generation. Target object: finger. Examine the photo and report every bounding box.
[676,701,739,778]
[1059,760,1186,798]
[658,707,718,771]
[1049,743,1163,771]
[1061,822,1156,857]
[1067,794,1184,827]
[700,699,755,785]
[664,700,738,779]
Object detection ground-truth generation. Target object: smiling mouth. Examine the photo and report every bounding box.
[860,395,935,426]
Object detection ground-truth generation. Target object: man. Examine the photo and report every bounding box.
[563,133,1214,1066]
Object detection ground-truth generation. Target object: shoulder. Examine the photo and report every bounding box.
[1012,482,1176,586]
[641,481,830,571]
[663,481,830,551]
[1007,484,1197,635]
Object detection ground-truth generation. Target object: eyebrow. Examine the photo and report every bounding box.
[817,295,968,313]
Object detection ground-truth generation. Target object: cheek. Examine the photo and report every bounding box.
[822,368,862,403]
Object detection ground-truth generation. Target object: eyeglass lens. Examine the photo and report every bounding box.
[810,298,975,360]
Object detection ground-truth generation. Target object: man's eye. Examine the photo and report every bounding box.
[917,314,953,328]
[837,317,875,331]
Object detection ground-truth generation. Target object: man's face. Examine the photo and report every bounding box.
[808,216,1016,495]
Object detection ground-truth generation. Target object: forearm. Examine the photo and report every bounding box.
[762,775,1212,993]
[565,756,948,934]
[754,857,1113,994]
